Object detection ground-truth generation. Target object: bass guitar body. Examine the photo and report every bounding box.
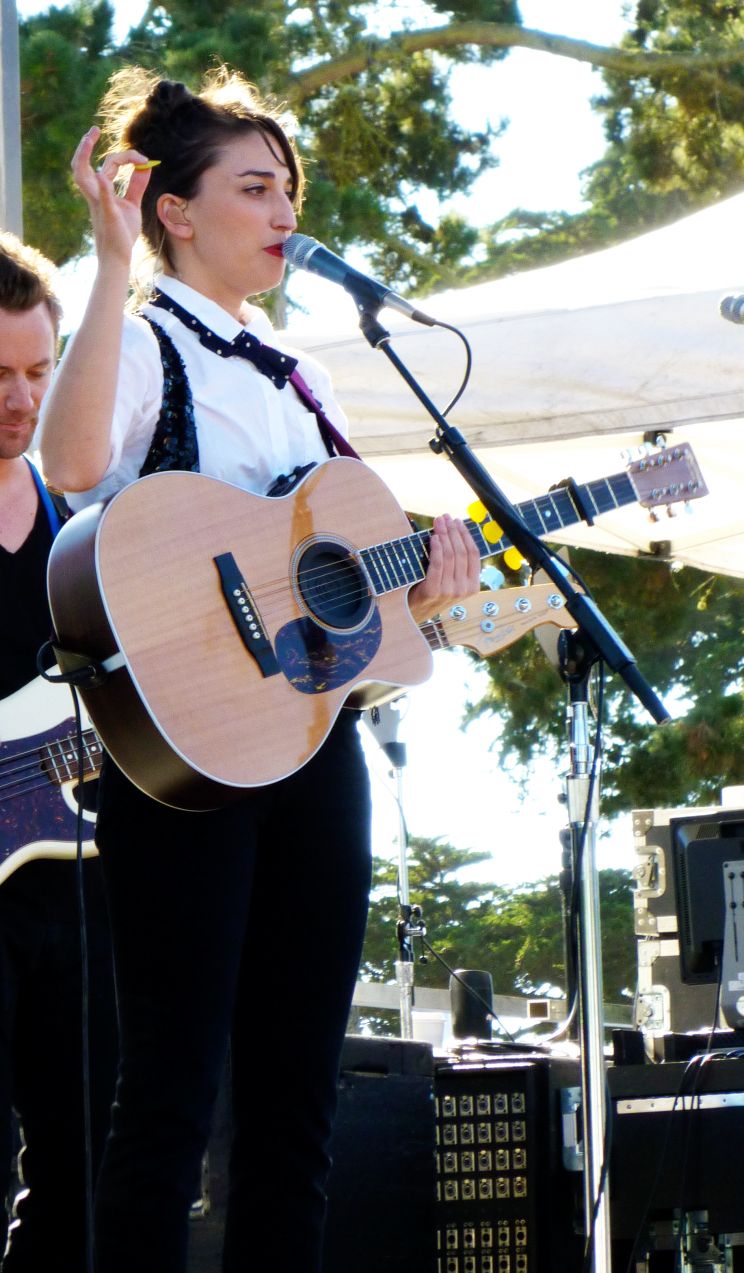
[47,461,433,811]
[0,676,98,882]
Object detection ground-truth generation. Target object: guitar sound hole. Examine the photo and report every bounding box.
[296,540,372,631]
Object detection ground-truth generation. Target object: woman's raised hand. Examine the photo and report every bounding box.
[71,125,155,266]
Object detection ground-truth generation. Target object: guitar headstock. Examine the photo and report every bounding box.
[627,442,708,510]
[436,585,576,657]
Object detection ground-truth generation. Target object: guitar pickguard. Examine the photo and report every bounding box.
[275,608,383,693]
[0,720,96,877]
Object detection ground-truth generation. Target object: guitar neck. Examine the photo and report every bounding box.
[41,728,103,787]
[475,469,639,556]
[359,469,635,596]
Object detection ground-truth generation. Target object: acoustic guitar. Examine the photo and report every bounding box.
[47,445,706,809]
[0,585,571,879]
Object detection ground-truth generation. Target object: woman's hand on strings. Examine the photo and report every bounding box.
[408,514,481,624]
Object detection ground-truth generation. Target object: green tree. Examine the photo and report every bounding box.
[20,2,117,263]
[361,836,637,1002]
[480,1,744,277]
[19,0,744,282]
[583,1,744,237]
[463,551,744,815]
[19,0,516,281]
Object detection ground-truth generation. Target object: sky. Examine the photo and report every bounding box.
[13,0,644,889]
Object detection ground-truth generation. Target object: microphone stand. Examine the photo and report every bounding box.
[352,301,672,1273]
[363,701,426,1040]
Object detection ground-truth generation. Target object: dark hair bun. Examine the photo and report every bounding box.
[127,80,203,158]
[150,80,193,113]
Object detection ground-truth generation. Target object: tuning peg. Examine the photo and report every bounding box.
[649,508,660,523]
[666,504,677,518]
[480,565,505,590]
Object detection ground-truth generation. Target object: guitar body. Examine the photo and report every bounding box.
[0,676,97,883]
[48,461,433,810]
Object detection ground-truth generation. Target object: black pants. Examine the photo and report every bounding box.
[93,711,372,1273]
[0,857,117,1272]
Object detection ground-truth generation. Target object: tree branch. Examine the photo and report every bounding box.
[287,22,742,102]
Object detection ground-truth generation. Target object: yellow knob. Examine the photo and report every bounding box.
[503,547,524,571]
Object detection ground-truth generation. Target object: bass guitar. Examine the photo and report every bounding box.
[47,445,706,810]
[0,675,101,884]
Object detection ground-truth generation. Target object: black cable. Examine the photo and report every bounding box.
[34,642,97,1270]
[668,970,726,1269]
[431,320,472,418]
[70,687,95,1273]
[582,1077,614,1273]
[417,933,549,1051]
[621,1044,725,1273]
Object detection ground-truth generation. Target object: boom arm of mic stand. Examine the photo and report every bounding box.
[357,310,671,726]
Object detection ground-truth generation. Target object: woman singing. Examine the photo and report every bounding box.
[40,66,480,1273]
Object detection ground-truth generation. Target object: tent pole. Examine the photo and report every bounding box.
[0,0,23,236]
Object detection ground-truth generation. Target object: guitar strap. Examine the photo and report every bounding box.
[25,456,65,539]
[288,369,362,462]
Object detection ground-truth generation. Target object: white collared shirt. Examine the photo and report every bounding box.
[60,276,349,510]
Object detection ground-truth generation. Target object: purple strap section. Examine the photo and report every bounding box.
[289,370,362,461]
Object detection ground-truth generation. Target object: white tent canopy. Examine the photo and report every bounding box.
[287,193,744,578]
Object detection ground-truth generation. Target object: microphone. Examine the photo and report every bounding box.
[720,294,744,323]
[282,233,437,326]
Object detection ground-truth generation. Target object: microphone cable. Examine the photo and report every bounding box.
[36,645,96,1273]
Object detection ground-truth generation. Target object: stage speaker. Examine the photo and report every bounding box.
[609,1058,744,1243]
[323,1035,436,1273]
[186,1037,435,1273]
[434,1054,583,1273]
[450,970,493,1040]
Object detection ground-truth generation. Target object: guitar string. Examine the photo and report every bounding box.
[0,775,98,801]
[0,733,99,772]
[95,469,680,648]
[235,518,487,618]
[234,467,631,612]
[245,466,645,614]
[241,525,437,601]
[0,738,100,794]
[0,752,101,792]
[0,750,102,799]
[154,471,642,624]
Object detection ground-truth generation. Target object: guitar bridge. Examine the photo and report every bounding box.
[213,553,280,678]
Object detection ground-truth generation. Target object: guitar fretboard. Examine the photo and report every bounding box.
[359,471,636,597]
[419,617,448,651]
[41,729,103,786]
